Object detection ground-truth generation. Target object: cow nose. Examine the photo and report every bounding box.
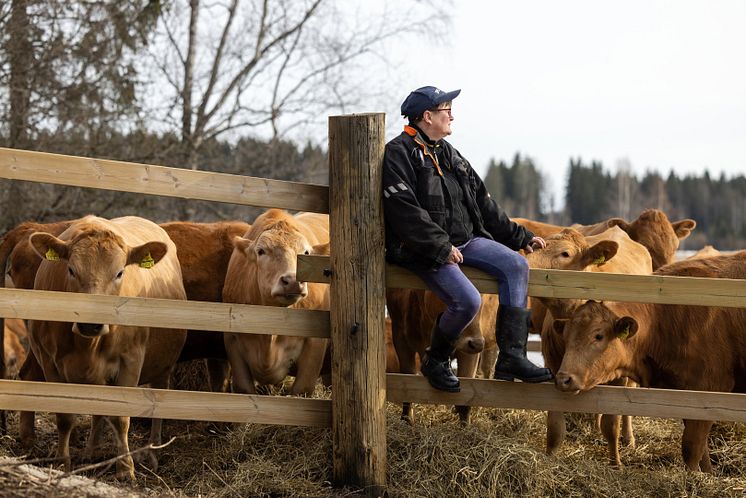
[555,371,579,392]
[73,322,108,337]
[278,273,305,295]
[466,336,485,353]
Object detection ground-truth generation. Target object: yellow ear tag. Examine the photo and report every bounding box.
[45,248,60,261]
[593,255,606,265]
[618,325,630,340]
[139,253,155,269]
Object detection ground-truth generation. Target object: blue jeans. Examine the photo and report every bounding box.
[401,237,529,341]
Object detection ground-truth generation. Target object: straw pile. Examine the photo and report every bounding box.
[1,381,745,497]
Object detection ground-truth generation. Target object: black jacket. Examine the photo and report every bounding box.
[382,126,534,268]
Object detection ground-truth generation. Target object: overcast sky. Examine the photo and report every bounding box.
[368,1,746,208]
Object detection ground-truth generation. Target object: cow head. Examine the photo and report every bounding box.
[609,209,696,270]
[524,228,619,317]
[552,300,638,393]
[232,220,315,307]
[525,228,619,272]
[29,229,168,338]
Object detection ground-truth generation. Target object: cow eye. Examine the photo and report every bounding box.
[561,251,570,258]
[68,267,75,277]
[594,333,603,341]
[116,270,124,279]
[257,248,265,256]
[304,250,310,255]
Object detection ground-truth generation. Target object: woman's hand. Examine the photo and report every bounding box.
[523,236,546,254]
[447,245,464,264]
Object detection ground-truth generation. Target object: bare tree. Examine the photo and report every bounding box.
[145,0,450,170]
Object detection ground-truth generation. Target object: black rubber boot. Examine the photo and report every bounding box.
[420,316,460,393]
[494,306,554,383]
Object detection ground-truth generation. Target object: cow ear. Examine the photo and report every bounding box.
[582,240,618,267]
[614,316,638,340]
[311,242,330,256]
[29,232,69,262]
[232,235,254,258]
[128,241,168,268]
[606,218,630,231]
[552,318,568,336]
[672,219,696,240]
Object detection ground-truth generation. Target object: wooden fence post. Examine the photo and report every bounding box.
[328,113,387,495]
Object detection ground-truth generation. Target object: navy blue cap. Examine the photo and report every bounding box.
[400,86,461,118]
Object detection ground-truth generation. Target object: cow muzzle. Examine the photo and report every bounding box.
[271,274,308,304]
[554,371,582,394]
[73,322,110,338]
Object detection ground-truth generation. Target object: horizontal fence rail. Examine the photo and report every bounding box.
[0,380,331,427]
[0,288,330,338]
[299,255,746,307]
[2,373,742,427]
[0,147,330,213]
[386,374,746,423]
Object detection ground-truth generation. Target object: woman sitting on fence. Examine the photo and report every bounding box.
[382,85,553,392]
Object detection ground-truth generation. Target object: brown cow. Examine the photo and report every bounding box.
[0,219,74,434]
[525,226,653,466]
[3,318,27,377]
[27,215,187,479]
[222,209,330,395]
[386,288,492,424]
[160,220,251,392]
[552,251,746,472]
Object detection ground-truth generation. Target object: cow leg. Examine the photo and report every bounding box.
[600,414,622,467]
[621,379,636,448]
[18,351,45,449]
[205,359,231,392]
[83,415,107,461]
[55,413,76,472]
[681,419,714,472]
[453,351,479,424]
[225,334,256,394]
[546,411,566,455]
[394,350,418,425]
[110,415,135,481]
[478,346,497,379]
[290,338,327,396]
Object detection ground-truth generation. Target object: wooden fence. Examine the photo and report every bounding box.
[1,114,746,496]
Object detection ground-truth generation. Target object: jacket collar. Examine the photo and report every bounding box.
[404,125,444,176]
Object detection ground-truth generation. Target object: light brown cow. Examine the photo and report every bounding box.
[386,288,493,424]
[161,220,251,392]
[7,219,249,443]
[222,209,330,395]
[525,226,653,466]
[681,245,721,261]
[27,215,187,479]
[517,208,697,271]
[553,252,746,471]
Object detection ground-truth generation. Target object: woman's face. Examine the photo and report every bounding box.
[423,102,453,140]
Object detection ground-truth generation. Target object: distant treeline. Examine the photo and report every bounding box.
[484,154,746,250]
[2,130,743,251]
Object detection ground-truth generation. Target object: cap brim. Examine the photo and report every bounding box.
[433,89,461,106]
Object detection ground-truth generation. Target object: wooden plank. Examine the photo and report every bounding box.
[0,147,329,213]
[0,288,329,338]
[386,374,746,423]
[329,113,387,493]
[0,380,331,426]
[299,256,746,307]
[529,269,746,307]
